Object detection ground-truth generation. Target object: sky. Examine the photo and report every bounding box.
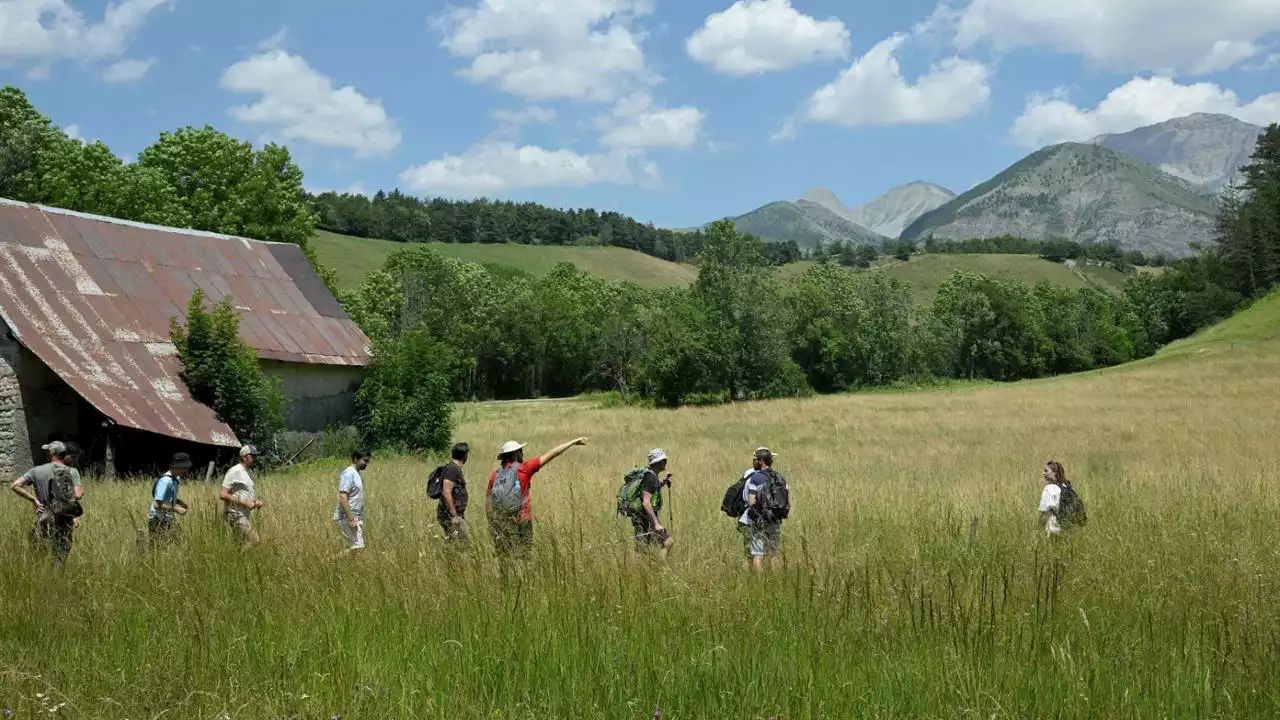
[1,0,1279,229]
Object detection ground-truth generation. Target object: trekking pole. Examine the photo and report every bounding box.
[665,474,673,534]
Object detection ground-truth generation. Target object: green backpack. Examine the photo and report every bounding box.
[616,467,661,517]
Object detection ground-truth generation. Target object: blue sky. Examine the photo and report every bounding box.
[2,0,1278,229]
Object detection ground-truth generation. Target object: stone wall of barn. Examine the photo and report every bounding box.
[0,316,91,478]
[0,316,32,478]
[260,360,365,433]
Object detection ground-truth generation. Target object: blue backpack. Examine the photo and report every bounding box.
[490,465,524,517]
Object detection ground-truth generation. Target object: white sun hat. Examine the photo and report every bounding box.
[647,448,668,465]
[499,440,527,455]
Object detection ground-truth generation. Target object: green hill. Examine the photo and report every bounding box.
[313,230,698,291]
[779,254,1136,304]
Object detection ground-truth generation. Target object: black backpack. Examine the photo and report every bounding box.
[425,465,447,500]
[721,475,749,518]
[46,466,83,519]
[1059,483,1087,527]
[756,468,790,522]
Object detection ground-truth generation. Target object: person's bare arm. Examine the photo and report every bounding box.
[641,490,664,531]
[10,477,41,512]
[538,437,589,467]
[338,491,356,528]
[219,486,259,510]
[443,479,460,521]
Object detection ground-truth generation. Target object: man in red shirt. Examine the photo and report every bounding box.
[486,436,588,556]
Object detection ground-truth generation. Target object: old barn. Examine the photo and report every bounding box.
[0,199,372,477]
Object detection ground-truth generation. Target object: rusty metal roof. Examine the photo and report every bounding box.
[0,199,372,448]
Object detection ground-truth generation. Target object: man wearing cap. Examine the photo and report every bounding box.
[485,436,588,556]
[739,447,786,571]
[219,445,264,548]
[633,449,674,557]
[148,453,192,543]
[9,441,84,564]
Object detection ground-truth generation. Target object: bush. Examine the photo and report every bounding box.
[170,290,287,452]
[355,330,457,453]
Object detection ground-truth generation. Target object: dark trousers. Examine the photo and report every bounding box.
[32,517,74,563]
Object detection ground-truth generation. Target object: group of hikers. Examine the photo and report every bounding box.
[8,435,1085,568]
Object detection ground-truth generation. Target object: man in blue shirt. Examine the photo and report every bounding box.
[148,453,192,543]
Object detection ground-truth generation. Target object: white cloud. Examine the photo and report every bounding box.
[64,124,82,141]
[101,57,155,83]
[400,142,639,195]
[804,34,991,127]
[686,0,850,76]
[1010,76,1280,148]
[954,0,1280,75]
[598,92,705,150]
[220,49,401,156]
[0,0,172,69]
[491,106,559,127]
[435,0,653,102]
[259,25,289,52]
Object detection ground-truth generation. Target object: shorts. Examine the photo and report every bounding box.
[490,518,533,556]
[740,522,782,558]
[631,516,672,551]
[336,518,366,550]
[225,513,254,540]
[32,516,74,561]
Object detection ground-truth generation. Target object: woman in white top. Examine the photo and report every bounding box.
[1038,460,1068,535]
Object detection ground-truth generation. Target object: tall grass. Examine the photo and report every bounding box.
[2,314,1279,718]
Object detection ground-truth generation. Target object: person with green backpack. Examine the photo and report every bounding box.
[485,437,589,557]
[10,441,84,566]
[617,449,674,557]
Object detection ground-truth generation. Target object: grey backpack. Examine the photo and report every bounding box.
[490,465,524,517]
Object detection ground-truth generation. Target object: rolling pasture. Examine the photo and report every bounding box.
[2,295,1277,719]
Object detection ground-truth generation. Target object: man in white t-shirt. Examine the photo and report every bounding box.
[220,445,263,548]
[334,449,371,555]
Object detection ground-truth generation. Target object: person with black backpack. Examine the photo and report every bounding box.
[1039,460,1087,536]
[616,449,674,557]
[734,447,789,571]
[485,436,588,557]
[9,441,84,566]
[428,443,471,544]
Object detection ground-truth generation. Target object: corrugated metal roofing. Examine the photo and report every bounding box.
[0,199,372,448]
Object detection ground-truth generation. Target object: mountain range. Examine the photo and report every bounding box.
[718,113,1266,257]
[726,182,955,249]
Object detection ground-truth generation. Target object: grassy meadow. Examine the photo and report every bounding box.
[3,297,1280,719]
[312,230,697,291]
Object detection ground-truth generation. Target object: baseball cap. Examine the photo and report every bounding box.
[41,441,67,455]
[647,448,668,466]
[239,445,260,457]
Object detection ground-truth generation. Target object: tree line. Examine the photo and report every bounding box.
[921,235,1173,269]
[308,188,804,266]
[344,220,1158,449]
